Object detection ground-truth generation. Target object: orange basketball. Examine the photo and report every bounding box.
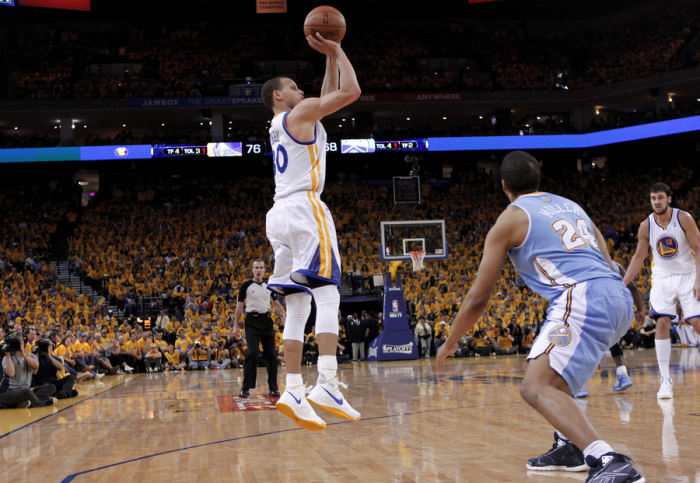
[304,6,346,43]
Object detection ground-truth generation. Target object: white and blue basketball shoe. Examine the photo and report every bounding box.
[308,376,361,422]
[276,383,327,431]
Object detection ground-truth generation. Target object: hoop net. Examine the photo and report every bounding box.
[409,250,427,272]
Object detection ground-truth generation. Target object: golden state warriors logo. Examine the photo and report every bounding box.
[657,235,678,260]
[539,196,552,203]
[547,325,572,347]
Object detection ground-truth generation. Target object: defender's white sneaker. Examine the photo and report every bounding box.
[276,384,326,431]
[657,377,673,399]
[308,377,361,422]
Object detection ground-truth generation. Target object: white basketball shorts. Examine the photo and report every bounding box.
[649,272,700,320]
[266,190,341,295]
[528,279,633,394]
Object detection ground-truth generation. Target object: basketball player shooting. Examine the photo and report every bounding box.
[260,33,361,431]
[622,183,700,399]
[437,151,644,482]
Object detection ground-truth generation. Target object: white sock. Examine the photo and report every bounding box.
[616,365,628,376]
[286,373,303,388]
[583,440,614,460]
[318,355,337,383]
[556,430,570,442]
[656,338,671,380]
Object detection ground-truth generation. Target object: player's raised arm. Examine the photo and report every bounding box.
[436,205,528,371]
[289,33,360,123]
[320,47,339,97]
[622,218,650,286]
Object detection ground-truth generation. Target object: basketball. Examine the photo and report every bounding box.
[304,6,346,43]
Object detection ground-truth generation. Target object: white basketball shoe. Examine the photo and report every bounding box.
[657,377,673,399]
[276,383,327,431]
[308,376,361,422]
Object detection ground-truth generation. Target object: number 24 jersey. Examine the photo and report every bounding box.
[507,192,621,303]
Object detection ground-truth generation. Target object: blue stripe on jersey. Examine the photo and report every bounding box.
[299,244,342,286]
[508,192,621,303]
[282,111,317,146]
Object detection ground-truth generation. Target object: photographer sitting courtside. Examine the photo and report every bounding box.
[34,339,78,399]
[188,340,210,370]
[1,334,57,408]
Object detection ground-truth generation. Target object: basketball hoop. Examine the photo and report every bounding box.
[409,250,426,272]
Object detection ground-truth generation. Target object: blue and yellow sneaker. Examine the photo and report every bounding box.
[308,377,361,422]
[276,383,326,431]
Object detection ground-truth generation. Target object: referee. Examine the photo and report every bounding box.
[234,259,286,398]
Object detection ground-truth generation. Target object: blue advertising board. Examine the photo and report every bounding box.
[428,115,700,151]
[80,145,152,161]
[127,96,263,108]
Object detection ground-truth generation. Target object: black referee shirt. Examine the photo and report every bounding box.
[237,279,277,314]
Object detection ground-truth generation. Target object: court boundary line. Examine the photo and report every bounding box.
[0,375,143,441]
[60,400,521,483]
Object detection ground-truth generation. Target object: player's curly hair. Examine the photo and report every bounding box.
[261,77,285,110]
[501,150,540,196]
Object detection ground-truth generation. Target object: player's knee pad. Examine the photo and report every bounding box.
[609,343,623,359]
[311,284,340,335]
[283,291,312,342]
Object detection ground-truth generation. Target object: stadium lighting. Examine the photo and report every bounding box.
[406,118,410,120]
[14,127,17,130]
[77,179,89,186]
[443,117,447,120]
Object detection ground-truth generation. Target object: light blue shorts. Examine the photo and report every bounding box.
[528,279,633,394]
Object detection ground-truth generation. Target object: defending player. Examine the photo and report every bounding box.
[437,151,644,482]
[622,183,700,399]
[260,33,361,431]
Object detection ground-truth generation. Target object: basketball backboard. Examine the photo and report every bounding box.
[380,220,448,262]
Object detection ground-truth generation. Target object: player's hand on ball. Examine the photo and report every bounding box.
[437,341,457,372]
[307,32,340,56]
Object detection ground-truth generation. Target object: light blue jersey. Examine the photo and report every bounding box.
[508,192,621,303]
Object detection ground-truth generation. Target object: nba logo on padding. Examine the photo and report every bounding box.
[547,325,572,347]
[392,300,399,312]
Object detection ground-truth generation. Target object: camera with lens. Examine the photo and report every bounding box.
[0,336,22,354]
[194,341,201,348]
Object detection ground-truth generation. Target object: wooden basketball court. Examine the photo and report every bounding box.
[1,349,699,482]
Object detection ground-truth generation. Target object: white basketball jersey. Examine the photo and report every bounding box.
[648,208,696,278]
[269,111,328,202]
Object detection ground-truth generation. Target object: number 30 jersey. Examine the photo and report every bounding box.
[507,192,621,303]
[269,111,328,202]
[648,208,695,278]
